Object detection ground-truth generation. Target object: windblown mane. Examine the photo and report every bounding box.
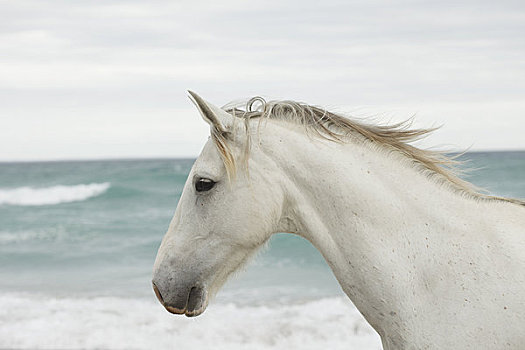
[219,98,524,207]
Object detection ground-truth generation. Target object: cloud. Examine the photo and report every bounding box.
[0,0,524,160]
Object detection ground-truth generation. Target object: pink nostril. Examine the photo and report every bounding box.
[152,282,164,305]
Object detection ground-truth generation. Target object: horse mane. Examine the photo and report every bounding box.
[220,98,524,207]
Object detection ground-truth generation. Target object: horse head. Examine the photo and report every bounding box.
[152,92,284,316]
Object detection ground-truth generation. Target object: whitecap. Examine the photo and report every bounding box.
[0,182,110,206]
[0,293,381,350]
[0,227,68,243]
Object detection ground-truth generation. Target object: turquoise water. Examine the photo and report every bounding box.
[1,153,524,300]
[0,158,336,303]
[0,151,523,349]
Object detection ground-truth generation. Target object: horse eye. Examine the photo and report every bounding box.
[195,178,216,192]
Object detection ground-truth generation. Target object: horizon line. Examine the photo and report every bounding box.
[1,149,524,164]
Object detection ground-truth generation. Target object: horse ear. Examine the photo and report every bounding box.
[187,91,233,133]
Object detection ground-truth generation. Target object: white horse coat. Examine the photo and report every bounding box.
[153,92,525,350]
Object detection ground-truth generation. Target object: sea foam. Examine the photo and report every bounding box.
[0,293,381,350]
[0,227,68,243]
[0,182,110,206]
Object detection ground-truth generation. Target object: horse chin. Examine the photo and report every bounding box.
[183,302,208,317]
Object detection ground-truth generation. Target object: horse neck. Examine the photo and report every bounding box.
[262,123,489,339]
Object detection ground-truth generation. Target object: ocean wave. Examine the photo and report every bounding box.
[0,182,110,206]
[0,293,381,350]
[0,227,68,243]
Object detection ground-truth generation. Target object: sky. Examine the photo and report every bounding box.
[1,0,524,161]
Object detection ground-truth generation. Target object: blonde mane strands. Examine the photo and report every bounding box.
[218,98,524,207]
[210,126,236,181]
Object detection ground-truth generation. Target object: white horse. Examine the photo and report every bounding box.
[152,91,525,350]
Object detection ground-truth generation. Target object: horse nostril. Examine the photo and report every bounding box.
[152,282,164,305]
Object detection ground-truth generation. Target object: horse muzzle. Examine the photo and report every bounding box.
[152,280,208,317]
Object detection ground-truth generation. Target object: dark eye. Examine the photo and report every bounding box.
[195,178,216,192]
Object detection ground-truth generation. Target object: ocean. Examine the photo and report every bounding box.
[1,151,524,349]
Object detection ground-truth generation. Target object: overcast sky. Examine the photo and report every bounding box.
[1,0,524,161]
